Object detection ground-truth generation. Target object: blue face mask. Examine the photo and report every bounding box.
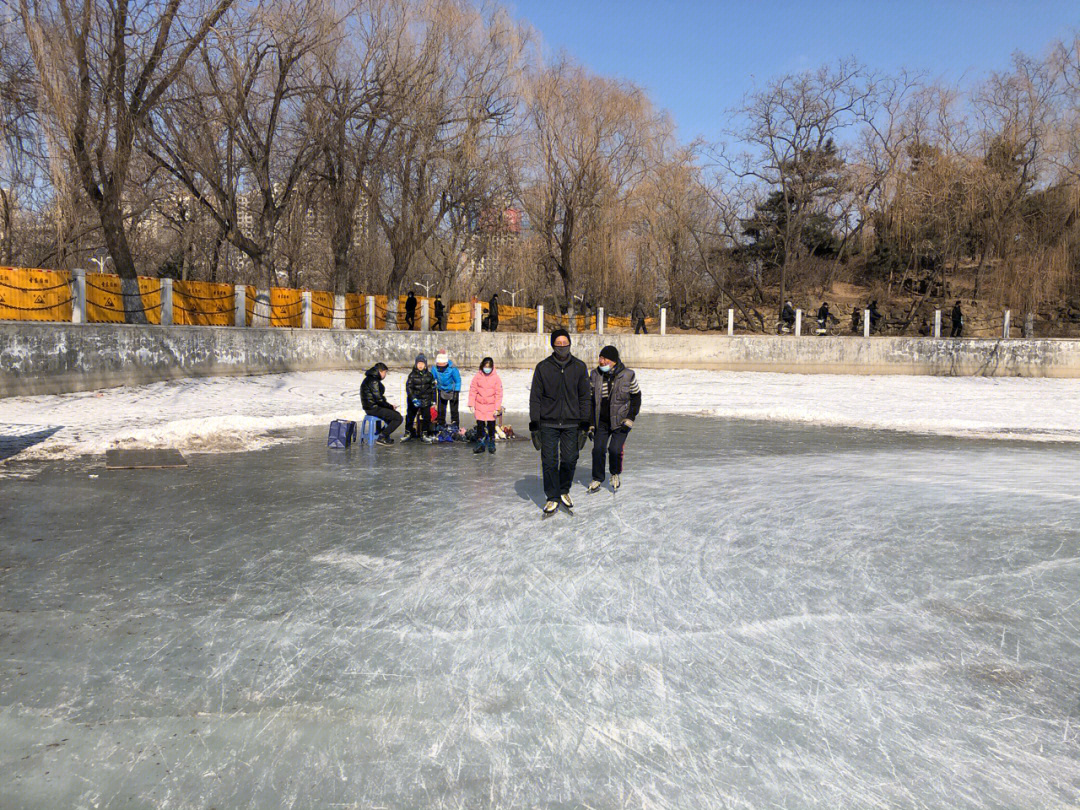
[482,367,493,375]
[599,364,613,373]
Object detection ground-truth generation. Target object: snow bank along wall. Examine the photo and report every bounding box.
[4,322,1080,397]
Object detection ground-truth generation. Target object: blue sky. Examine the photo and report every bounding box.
[510,0,1079,143]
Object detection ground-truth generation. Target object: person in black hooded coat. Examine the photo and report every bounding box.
[360,362,403,444]
[405,353,436,439]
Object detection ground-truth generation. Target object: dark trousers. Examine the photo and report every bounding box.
[406,402,432,437]
[434,313,444,330]
[592,422,629,481]
[951,322,963,337]
[367,406,403,438]
[405,312,416,330]
[540,426,580,500]
[634,319,647,334]
[475,419,495,442]
[437,396,459,426]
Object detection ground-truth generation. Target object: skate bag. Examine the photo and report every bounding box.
[327,419,357,448]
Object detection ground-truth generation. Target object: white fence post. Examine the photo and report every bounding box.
[863,309,871,338]
[933,309,941,339]
[421,298,430,331]
[253,290,271,327]
[366,296,375,330]
[386,296,397,330]
[537,305,544,334]
[597,306,604,336]
[160,278,173,326]
[1002,309,1011,339]
[728,308,734,336]
[795,309,802,337]
[71,268,86,324]
[660,308,667,336]
[333,294,345,329]
[1024,312,1034,338]
[301,291,312,329]
[234,285,246,327]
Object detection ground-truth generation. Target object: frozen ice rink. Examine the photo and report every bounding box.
[2,402,1079,808]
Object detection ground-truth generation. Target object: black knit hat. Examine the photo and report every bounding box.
[550,328,571,347]
[599,345,620,364]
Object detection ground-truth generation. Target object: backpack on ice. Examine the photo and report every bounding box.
[327,419,357,448]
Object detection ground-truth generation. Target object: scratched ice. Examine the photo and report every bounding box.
[2,415,1079,809]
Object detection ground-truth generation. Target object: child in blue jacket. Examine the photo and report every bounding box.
[432,351,462,427]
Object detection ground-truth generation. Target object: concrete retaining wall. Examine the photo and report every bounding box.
[4,322,1080,397]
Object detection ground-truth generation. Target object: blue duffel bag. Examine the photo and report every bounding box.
[327,419,357,448]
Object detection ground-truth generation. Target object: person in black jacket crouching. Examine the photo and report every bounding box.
[529,328,592,516]
[360,363,403,445]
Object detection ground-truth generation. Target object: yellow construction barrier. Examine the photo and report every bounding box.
[173,280,231,326]
[270,287,303,328]
[86,273,162,324]
[0,266,73,322]
[311,291,334,329]
[344,293,365,329]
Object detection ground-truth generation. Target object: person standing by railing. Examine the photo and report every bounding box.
[951,300,964,337]
[404,291,417,330]
[434,295,445,331]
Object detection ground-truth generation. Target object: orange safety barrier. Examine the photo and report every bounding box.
[344,293,366,329]
[311,291,334,329]
[173,280,232,326]
[86,273,162,324]
[270,287,303,328]
[0,266,73,322]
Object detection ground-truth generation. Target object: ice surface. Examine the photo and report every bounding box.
[3,368,1080,473]
[2,416,1079,808]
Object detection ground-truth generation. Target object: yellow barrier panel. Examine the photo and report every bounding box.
[270,287,302,328]
[344,293,365,329]
[311,291,334,329]
[0,267,73,322]
[86,273,162,324]
[173,280,231,326]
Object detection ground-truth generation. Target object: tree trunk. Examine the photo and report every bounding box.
[98,196,147,324]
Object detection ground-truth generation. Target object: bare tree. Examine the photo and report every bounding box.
[20,0,232,320]
[145,0,329,288]
[519,58,655,318]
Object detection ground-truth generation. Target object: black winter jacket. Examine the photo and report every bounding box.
[529,353,591,428]
[360,366,392,412]
[406,365,437,405]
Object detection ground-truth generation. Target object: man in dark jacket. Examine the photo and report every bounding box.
[404,291,418,330]
[586,346,641,493]
[529,328,592,515]
[868,300,883,333]
[433,295,445,330]
[360,362,403,445]
[632,302,647,334]
[405,353,437,441]
[951,300,964,337]
[488,293,499,332]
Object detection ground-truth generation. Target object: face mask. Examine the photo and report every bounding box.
[599,363,612,373]
[553,345,571,360]
[482,367,493,375]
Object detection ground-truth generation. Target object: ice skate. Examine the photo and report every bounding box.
[587,480,602,494]
[611,474,620,491]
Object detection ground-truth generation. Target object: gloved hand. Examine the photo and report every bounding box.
[587,426,595,440]
[621,419,634,430]
[577,423,591,450]
[531,430,541,451]
[412,398,421,407]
